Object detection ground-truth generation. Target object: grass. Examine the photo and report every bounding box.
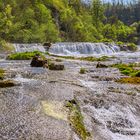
[7,51,45,60]
[49,54,112,62]
[117,77,140,84]
[79,68,86,74]
[66,99,90,140]
[112,63,140,77]
[112,63,140,84]
[0,69,5,80]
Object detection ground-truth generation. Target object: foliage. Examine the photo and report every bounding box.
[127,43,137,51]
[0,0,139,44]
[7,51,45,60]
[112,64,140,77]
[0,40,14,52]
[66,100,90,140]
[91,0,105,28]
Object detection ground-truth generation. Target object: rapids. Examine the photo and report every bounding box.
[49,42,120,55]
[0,43,140,140]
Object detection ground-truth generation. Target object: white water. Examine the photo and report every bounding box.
[13,43,140,58]
[80,80,140,140]
[49,42,120,56]
[14,43,46,53]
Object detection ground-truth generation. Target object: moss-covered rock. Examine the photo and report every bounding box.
[0,69,5,80]
[117,77,140,84]
[50,54,111,62]
[7,51,45,60]
[48,62,64,70]
[0,80,16,88]
[79,68,86,74]
[66,100,90,140]
[119,43,137,51]
[112,63,140,77]
[30,54,48,67]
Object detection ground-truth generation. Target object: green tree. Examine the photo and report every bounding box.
[91,0,105,28]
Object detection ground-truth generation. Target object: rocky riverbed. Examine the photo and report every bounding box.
[0,55,140,140]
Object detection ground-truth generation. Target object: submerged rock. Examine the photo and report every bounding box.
[96,62,108,68]
[0,80,16,88]
[48,62,64,70]
[43,42,52,51]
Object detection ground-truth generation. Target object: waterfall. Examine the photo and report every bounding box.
[14,44,46,53]
[49,42,120,56]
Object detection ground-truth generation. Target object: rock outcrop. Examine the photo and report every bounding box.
[0,80,16,88]
[30,54,48,67]
[43,42,52,51]
[96,62,108,68]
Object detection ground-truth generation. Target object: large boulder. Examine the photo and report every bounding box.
[30,54,48,67]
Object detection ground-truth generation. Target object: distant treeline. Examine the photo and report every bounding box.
[104,0,140,25]
[0,0,139,45]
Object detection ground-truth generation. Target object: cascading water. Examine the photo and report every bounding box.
[49,42,120,56]
[14,43,46,53]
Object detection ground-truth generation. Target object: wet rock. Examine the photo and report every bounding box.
[0,80,17,88]
[48,62,64,70]
[96,62,108,68]
[43,42,52,51]
[30,54,48,67]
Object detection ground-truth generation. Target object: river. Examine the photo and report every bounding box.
[0,43,140,140]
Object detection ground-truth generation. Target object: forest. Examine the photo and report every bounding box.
[0,0,140,46]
